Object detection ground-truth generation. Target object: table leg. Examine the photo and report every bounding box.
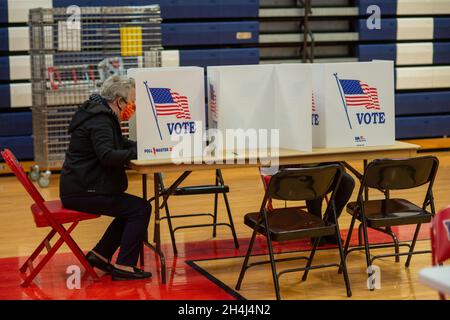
[142,174,147,200]
[142,173,167,284]
[341,161,363,181]
[140,175,148,267]
[154,172,166,283]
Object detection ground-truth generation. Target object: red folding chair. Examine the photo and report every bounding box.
[430,206,450,300]
[1,149,99,287]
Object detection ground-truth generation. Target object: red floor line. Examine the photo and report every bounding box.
[0,224,430,300]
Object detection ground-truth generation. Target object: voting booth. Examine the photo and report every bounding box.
[128,67,205,160]
[311,60,395,148]
[207,64,312,152]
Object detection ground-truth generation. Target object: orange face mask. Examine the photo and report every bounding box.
[120,102,136,121]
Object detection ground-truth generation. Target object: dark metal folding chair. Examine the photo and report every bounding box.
[156,169,239,255]
[259,167,330,213]
[235,164,352,300]
[343,156,439,286]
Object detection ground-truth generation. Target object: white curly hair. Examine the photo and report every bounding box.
[100,75,135,102]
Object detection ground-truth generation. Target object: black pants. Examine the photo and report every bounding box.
[61,193,151,267]
[306,171,355,223]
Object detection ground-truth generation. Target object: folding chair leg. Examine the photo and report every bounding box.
[212,192,218,238]
[257,211,281,300]
[386,227,400,263]
[153,173,164,244]
[405,224,422,267]
[265,230,281,300]
[56,223,98,281]
[20,229,57,274]
[22,222,97,287]
[21,231,66,287]
[339,216,356,275]
[217,169,239,249]
[212,172,219,238]
[302,237,320,281]
[361,219,374,291]
[358,223,364,246]
[343,215,356,257]
[235,229,258,290]
[336,228,352,297]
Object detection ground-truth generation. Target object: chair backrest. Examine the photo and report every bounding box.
[266,164,341,202]
[363,156,439,190]
[1,149,45,206]
[431,206,450,265]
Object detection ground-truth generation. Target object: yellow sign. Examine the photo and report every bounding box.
[120,26,143,56]
[236,32,252,40]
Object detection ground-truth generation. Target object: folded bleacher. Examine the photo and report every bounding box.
[0,0,449,163]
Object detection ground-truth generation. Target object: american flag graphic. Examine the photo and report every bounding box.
[338,79,380,110]
[312,92,316,112]
[149,88,191,120]
[209,84,217,118]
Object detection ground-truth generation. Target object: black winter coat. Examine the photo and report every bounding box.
[59,95,137,198]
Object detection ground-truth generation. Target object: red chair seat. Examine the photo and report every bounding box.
[31,200,100,228]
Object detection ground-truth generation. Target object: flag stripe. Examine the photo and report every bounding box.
[339,79,381,110]
[312,92,316,112]
[209,84,218,119]
[150,88,192,119]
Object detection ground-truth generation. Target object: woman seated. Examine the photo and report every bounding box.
[60,75,152,281]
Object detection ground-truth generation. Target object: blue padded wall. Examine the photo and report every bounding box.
[357,0,397,15]
[0,28,9,51]
[0,112,32,136]
[356,4,450,140]
[357,19,397,41]
[396,115,450,139]
[357,0,450,16]
[179,48,259,67]
[434,43,450,64]
[0,57,10,81]
[52,0,258,20]
[0,85,11,109]
[358,43,450,65]
[0,0,7,23]
[357,44,396,62]
[396,91,450,116]
[1,0,449,155]
[358,18,450,41]
[162,22,259,46]
[0,136,34,160]
[434,18,450,39]
[0,0,262,161]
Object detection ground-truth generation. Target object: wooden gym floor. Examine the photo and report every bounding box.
[0,152,448,299]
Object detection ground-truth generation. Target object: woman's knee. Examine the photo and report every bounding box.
[127,197,151,222]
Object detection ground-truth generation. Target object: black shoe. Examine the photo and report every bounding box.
[85,251,113,273]
[112,267,152,281]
